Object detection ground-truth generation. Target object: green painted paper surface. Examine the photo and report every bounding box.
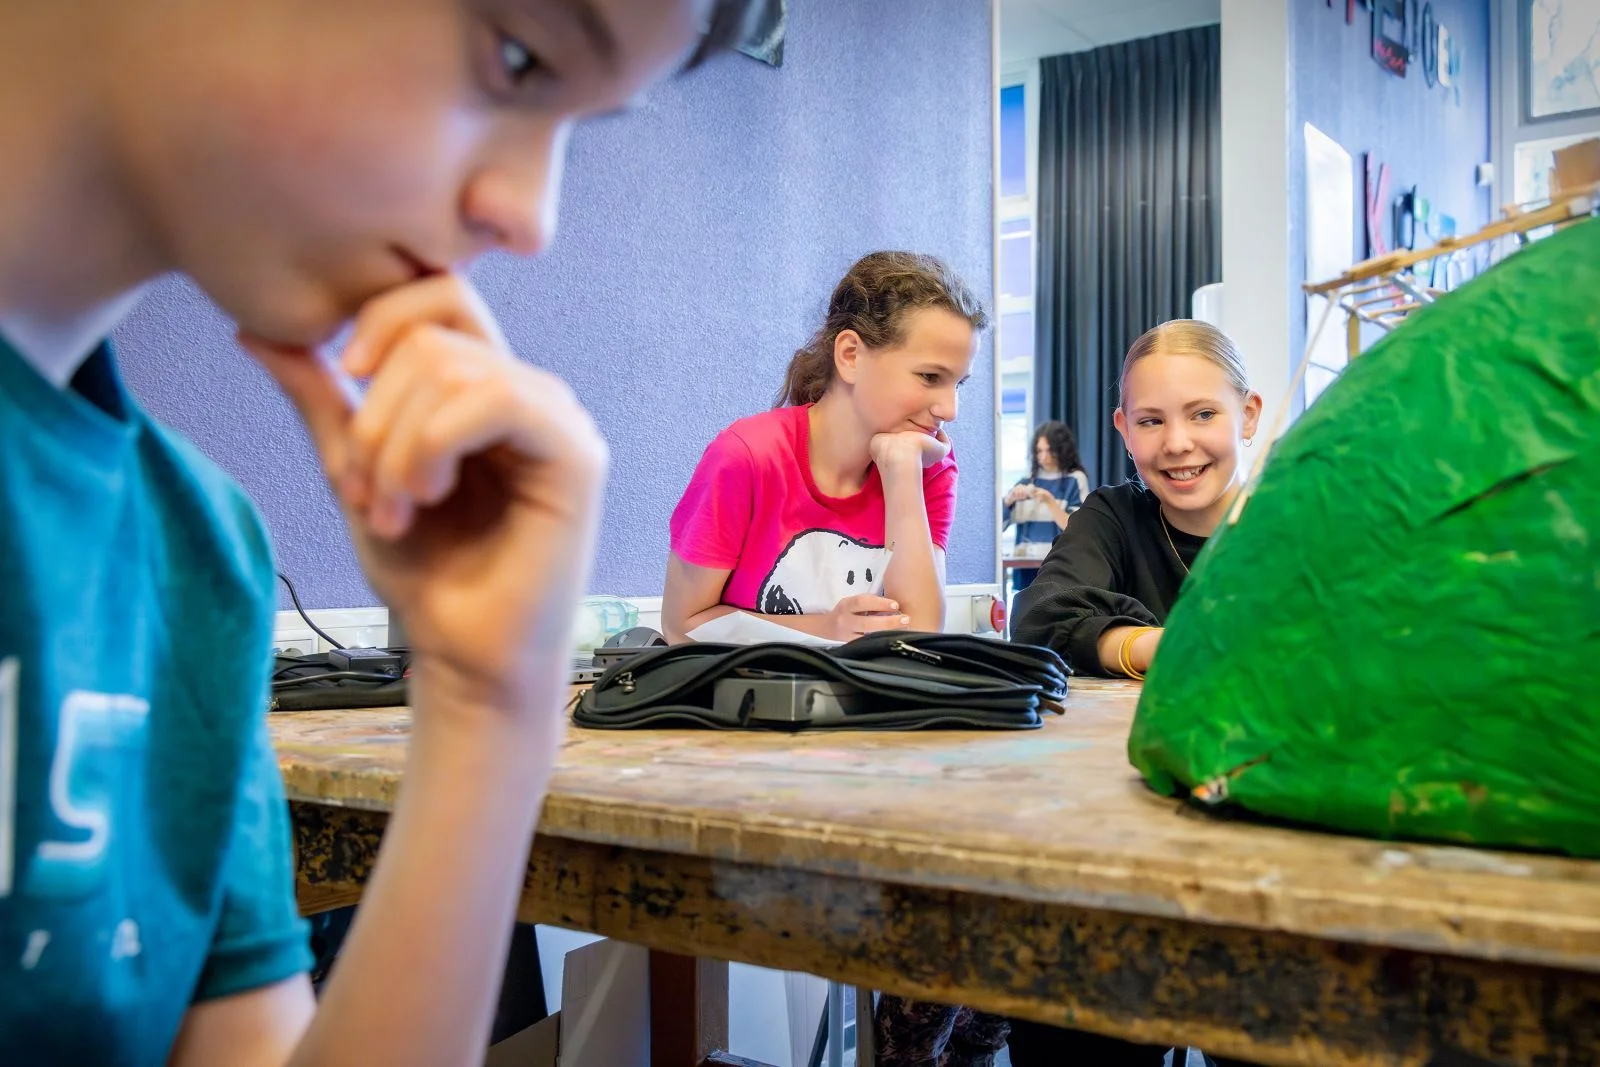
[1129,218,1600,856]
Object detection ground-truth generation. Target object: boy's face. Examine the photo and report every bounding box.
[103,0,708,346]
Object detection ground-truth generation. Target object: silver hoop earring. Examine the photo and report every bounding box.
[1244,438,1255,448]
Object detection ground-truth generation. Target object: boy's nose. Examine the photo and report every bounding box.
[462,123,570,258]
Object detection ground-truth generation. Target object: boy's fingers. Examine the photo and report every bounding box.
[371,380,456,520]
[342,273,505,378]
[239,332,359,477]
[372,365,598,514]
[348,326,441,484]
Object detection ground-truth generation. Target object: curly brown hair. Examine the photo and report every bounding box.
[1030,421,1083,480]
[775,251,988,408]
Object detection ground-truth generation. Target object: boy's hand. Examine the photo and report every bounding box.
[241,273,608,720]
[869,428,951,474]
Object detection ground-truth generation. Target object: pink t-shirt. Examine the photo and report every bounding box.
[670,405,958,616]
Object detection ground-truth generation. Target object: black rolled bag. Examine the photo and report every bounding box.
[574,631,1068,731]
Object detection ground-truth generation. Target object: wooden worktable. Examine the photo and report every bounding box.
[273,679,1600,1066]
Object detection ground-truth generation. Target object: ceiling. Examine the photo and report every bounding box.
[999,0,1222,68]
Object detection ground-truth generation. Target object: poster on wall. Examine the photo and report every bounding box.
[1304,124,1358,404]
[1527,0,1600,119]
[737,0,787,67]
[1372,0,1411,76]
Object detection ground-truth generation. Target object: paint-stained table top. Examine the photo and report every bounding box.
[270,678,1600,976]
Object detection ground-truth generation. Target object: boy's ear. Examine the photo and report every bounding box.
[833,329,863,386]
[1113,406,1129,443]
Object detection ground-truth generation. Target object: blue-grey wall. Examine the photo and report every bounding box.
[116,0,997,609]
[1287,0,1493,363]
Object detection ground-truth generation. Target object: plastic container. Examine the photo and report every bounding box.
[573,596,640,654]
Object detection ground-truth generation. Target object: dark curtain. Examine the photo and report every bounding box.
[1033,25,1221,488]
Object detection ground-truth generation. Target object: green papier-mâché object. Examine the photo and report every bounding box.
[1129,216,1600,857]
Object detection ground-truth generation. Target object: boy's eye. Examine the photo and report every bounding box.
[1139,418,1161,427]
[498,32,544,84]
[919,373,941,385]
[1194,409,1216,421]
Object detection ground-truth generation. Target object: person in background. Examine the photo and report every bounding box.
[660,249,1009,1066]
[1008,320,1259,1062]
[662,250,984,643]
[1011,319,1260,681]
[1001,420,1089,591]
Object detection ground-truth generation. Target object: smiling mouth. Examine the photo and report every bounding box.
[1160,464,1210,484]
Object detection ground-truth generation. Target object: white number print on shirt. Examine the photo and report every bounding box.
[757,530,892,615]
[0,657,150,901]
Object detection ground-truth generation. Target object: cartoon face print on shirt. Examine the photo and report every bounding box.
[757,530,891,616]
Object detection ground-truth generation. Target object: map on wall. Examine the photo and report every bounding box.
[1528,0,1600,118]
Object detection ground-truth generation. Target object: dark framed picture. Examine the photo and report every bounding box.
[1372,0,1412,76]
[1521,0,1600,123]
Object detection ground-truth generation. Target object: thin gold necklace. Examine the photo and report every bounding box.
[1159,509,1191,575]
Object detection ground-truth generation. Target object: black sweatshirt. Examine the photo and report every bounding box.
[1011,481,1207,676]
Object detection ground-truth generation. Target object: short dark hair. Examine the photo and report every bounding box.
[683,0,770,70]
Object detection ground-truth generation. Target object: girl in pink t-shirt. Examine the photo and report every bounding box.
[662,250,986,643]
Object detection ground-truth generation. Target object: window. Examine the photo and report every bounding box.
[1000,310,1035,366]
[996,67,1039,515]
[999,217,1033,301]
[1000,84,1028,199]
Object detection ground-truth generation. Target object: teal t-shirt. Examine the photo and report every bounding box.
[0,336,312,1063]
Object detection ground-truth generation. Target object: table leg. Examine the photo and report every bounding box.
[854,987,877,1066]
[649,951,728,1067]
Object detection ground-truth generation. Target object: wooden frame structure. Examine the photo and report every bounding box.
[1229,179,1599,526]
